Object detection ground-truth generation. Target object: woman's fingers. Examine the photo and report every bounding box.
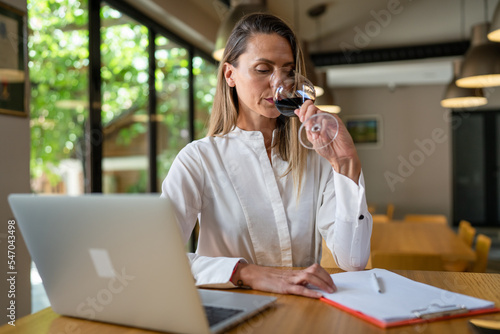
[294,99,317,123]
[285,284,323,299]
[238,263,336,299]
[296,264,336,293]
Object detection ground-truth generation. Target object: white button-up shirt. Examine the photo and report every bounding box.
[161,127,372,288]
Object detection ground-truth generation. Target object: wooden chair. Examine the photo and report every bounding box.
[458,220,476,247]
[470,234,492,273]
[386,203,395,220]
[442,220,476,272]
[372,214,390,223]
[371,251,444,271]
[320,238,338,268]
[403,214,448,224]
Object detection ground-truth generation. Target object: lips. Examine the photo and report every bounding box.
[264,98,274,104]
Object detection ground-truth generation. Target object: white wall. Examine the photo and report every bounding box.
[335,84,500,221]
[0,0,31,324]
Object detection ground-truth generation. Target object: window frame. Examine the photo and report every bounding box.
[88,0,216,192]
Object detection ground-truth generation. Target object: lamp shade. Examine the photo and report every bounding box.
[456,23,500,88]
[441,59,487,108]
[488,2,500,42]
[212,1,267,61]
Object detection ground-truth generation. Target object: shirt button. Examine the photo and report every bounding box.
[358,215,364,220]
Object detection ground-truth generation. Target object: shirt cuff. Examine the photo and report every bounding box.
[190,255,248,289]
[333,170,368,222]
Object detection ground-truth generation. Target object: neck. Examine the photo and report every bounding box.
[237,114,276,149]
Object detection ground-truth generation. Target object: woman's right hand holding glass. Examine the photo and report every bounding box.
[295,100,361,184]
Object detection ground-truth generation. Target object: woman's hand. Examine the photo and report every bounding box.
[295,100,361,184]
[231,263,336,298]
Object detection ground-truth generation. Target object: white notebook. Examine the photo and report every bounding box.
[313,269,497,328]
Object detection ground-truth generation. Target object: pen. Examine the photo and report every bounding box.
[372,273,382,293]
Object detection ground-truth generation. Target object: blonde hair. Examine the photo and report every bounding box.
[207,13,308,193]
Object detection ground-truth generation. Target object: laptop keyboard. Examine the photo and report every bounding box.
[204,305,244,327]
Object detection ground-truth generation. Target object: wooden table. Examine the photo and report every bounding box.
[1,269,499,334]
[371,221,476,271]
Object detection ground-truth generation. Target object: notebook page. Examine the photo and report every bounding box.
[315,269,494,324]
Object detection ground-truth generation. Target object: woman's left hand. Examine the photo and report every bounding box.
[295,100,361,184]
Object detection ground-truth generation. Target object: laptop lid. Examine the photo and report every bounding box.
[8,194,276,334]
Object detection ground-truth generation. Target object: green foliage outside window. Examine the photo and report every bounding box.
[28,0,216,192]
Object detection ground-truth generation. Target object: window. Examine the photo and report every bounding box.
[193,55,216,140]
[155,35,190,190]
[452,110,500,227]
[29,0,217,195]
[29,0,89,195]
[27,0,217,313]
[100,5,150,193]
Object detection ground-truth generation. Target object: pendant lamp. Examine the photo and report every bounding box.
[212,0,267,61]
[315,72,341,113]
[488,2,500,42]
[456,23,500,88]
[441,59,487,108]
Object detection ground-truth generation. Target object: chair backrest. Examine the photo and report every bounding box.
[372,214,390,223]
[403,214,448,224]
[386,203,395,220]
[371,251,444,271]
[458,220,476,248]
[471,234,491,273]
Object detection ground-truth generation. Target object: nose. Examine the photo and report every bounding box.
[269,69,281,90]
[269,67,290,91]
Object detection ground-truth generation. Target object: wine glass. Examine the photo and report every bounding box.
[271,69,338,150]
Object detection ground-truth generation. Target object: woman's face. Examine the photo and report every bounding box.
[224,33,295,121]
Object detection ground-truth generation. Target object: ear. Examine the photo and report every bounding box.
[223,63,236,87]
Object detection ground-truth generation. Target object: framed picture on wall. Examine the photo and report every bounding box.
[0,3,26,117]
[342,114,383,148]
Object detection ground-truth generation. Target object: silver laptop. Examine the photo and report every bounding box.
[8,194,276,334]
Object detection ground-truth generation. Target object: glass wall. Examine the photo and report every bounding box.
[100,5,149,193]
[498,115,500,221]
[29,0,217,196]
[193,55,216,140]
[28,0,217,313]
[452,110,500,227]
[28,0,90,313]
[28,0,89,195]
[155,35,190,189]
[453,114,485,223]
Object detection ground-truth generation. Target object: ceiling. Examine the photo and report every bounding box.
[131,0,500,87]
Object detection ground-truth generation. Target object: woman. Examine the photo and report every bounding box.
[161,13,372,298]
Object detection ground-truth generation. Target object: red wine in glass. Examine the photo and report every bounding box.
[271,69,339,150]
[274,97,314,117]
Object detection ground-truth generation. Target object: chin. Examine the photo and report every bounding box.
[262,108,281,119]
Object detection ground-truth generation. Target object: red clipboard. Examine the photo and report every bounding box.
[320,297,500,328]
